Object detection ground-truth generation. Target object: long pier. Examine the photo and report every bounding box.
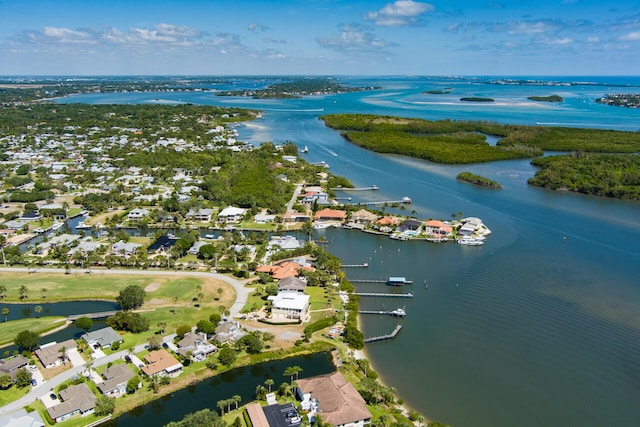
[357,199,410,206]
[331,186,379,191]
[68,310,119,320]
[359,310,406,317]
[349,279,386,283]
[341,263,369,268]
[365,324,403,343]
[354,292,413,298]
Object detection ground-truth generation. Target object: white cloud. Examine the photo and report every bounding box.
[619,31,640,41]
[507,21,556,35]
[587,36,600,43]
[364,0,434,27]
[248,23,270,33]
[545,37,573,45]
[317,24,397,53]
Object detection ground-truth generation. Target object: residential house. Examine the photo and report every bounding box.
[185,208,214,222]
[188,241,209,256]
[81,327,122,350]
[256,260,314,280]
[351,209,379,225]
[458,217,483,236]
[35,340,77,368]
[213,321,246,345]
[140,349,183,378]
[217,206,246,223]
[127,208,149,221]
[0,355,29,380]
[297,372,372,427]
[424,220,453,237]
[46,383,97,423]
[111,240,142,255]
[314,208,346,223]
[147,234,178,253]
[278,276,307,293]
[253,213,276,224]
[301,191,331,207]
[283,211,311,223]
[0,408,45,427]
[398,219,422,233]
[176,332,217,361]
[269,291,310,321]
[97,364,134,397]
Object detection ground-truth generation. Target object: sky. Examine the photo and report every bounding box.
[0,0,639,76]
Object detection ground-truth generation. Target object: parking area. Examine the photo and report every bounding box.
[27,365,46,388]
[66,348,85,367]
[40,391,59,409]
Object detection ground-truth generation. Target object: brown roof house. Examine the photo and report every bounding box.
[46,383,97,423]
[0,355,29,381]
[140,349,183,378]
[297,372,372,427]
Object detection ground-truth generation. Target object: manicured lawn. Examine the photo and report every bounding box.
[0,316,67,347]
[0,383,30,408]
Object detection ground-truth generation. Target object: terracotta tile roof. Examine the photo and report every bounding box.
[314,208,346,221]
[140,349,182,376]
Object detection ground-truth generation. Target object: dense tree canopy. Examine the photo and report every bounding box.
[14,330,39,351]
[116,285,146,310]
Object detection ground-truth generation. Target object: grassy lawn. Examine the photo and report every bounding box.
[0,316,67,347]
[0,272,235,305]
[0,383,31,408]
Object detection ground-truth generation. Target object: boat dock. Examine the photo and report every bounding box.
[354,196,412,206]
[331,185,379,191]
[365,324,403,343]
[349,276,412,284]
[359,308,406,317]
[341,263,369,268]
[354,292,413,298]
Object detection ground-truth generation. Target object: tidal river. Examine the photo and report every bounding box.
[60,76,640,426]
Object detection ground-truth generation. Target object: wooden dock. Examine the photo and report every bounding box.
[354,292,413,298]
[365,324,403,343]
[341,263,369,268]
[359,309,406,317]
[331,186,379,191]
[68,310,119,320]
[357,199,411,206]
[349,279,386,283]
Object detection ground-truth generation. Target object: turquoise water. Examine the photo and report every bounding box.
[59,76,640,426]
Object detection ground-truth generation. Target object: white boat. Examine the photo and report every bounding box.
[300,146,309,153]
[75,221,91,230]
[390,308,406,317]
[389,233,408,240]
[313,222,331,229]
[457,236,485,246]
[34,228,44,234]
[51,222,64,230]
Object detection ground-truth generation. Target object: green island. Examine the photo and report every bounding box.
[527,95,563,102]
[456,172,502,189]
[422,89,451,95]
[214,78,379,99]
[459,97,494,102]
[528,153,640,200]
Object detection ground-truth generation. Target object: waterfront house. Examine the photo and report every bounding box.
[81,327,122,350]
[314,208,346,223]
[217,206,246,223]
[269,291,310,321]
[351,209,379,225]
[188,241,209,255]
[398,219,422,233]
[185,208,214,222]
[424,220,453,237]
[256,260,314,280]
[97,364,134,397]
[283,211,311,223]
[254,213,276,224]
[297,372,372,427]
[127,208,149,221]
[140,349,183,378]
[147,234,178,254]
[35,340,77,368]
[47,383,96,423]
[0,355,29,381]
[111,240,142,255]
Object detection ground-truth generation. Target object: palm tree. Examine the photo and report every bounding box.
[59,346,67,366]
[264,378,274,393]
[19,285,28,300]
[0,285,6,300]
[292,366,303,381]
[1,307,8,322]
[283,366,297,383]
[416,415,425,427]
[34,306,42,316]
[41,288,47,299]
[232,395,241,410]
[217,399,226,415]
[226,398,233,413]
[157,321,167,335]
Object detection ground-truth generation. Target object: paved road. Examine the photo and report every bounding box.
[0,266,251,416]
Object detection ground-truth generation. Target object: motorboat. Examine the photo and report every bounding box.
[457,236,485,246]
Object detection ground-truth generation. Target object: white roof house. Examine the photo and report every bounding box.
[127,208,149,221]
[217,206,246,223]
[269,291,310,321]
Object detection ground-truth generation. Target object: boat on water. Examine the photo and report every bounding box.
[389,233,409,240]
[387,276,413,285]
[457,236,485,246]
[51,222,64,230]
[402,196,412,204]
[313,222,332,229]
[300,146,309,153]
[390,308,406,317]
[75,221,91,230]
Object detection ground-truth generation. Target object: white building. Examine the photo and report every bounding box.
[269,291,310,321]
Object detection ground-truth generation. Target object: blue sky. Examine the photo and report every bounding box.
[1,0,639,76]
